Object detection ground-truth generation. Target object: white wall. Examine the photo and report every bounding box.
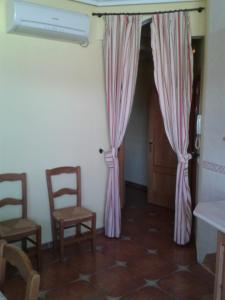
[196,0,225,262]
[0,0,108,243]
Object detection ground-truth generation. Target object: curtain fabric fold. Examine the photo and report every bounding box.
[103,15,141,238]
[151,12,193,245]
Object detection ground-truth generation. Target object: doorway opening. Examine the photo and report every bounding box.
[121,22,204,225]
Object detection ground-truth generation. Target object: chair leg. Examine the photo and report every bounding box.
[22,238,27,252]
[36,226,42,272]
[0,257,6,291]
[52,220,58,250]
[76,224,81,249]
[76,224,81,237]
[0,241,6,290]
[91,213,96,253]
[59,222,64,262]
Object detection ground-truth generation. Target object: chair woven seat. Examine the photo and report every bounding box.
[53,206,93,222]
[0,218,38,239]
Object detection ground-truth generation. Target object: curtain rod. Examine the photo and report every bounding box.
[92,6,204,17]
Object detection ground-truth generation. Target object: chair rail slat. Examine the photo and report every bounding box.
[46,167,80,176]
[53,188,77,198]
[0,198,22,207]
[0,173,25,182]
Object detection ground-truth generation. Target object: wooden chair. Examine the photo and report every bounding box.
[46,166,96,261]
[0,240,40,300]
[0,174,41,271]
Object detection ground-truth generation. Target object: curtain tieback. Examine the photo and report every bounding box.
[104,147,118,168]
[178,153,192,164]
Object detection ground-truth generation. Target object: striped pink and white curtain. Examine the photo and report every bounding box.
[151,12,193,245]
[103,15,141,238]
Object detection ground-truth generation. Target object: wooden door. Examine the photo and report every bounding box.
[148,87,177,209]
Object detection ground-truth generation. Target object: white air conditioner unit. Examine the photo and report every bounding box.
[7,0,90,46]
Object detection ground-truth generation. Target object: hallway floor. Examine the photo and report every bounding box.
[4,186,214,299]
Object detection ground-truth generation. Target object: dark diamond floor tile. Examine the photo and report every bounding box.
[69,251,115,274]
[102,240,146,262]
[91,266,144,297]
[189,264,215,284]
[131,233,175,251]
[125,186,148,209]
[177,294,214,300]
[40,260,80,290]
[121,222,149,236]
[122,286,173,300]
[159,269,214,299]
[96,234,123,250]
[200,295,214,300]
[129,255,177,278]
[160,243,197,265]
[45,281,105,300]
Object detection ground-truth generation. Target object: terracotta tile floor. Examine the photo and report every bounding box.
[3,186,214,299]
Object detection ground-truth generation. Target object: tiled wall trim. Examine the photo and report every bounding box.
[202,161,225,175]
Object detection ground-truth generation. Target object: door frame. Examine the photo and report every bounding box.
[118,37,204,214]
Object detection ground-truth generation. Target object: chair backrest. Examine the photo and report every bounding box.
[0,173,27,218]
[0,240,40,300]
[46,166,81,214]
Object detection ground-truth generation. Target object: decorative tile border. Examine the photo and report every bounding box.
[146,249,158,255]
[148,228,159,233]
[78,274,91,282]
[144,279,159,288]
[202,161,225,175]
[115,260,127,267]
[176,265,191,273]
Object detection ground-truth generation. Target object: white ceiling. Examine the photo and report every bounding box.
[72,0,197,7]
